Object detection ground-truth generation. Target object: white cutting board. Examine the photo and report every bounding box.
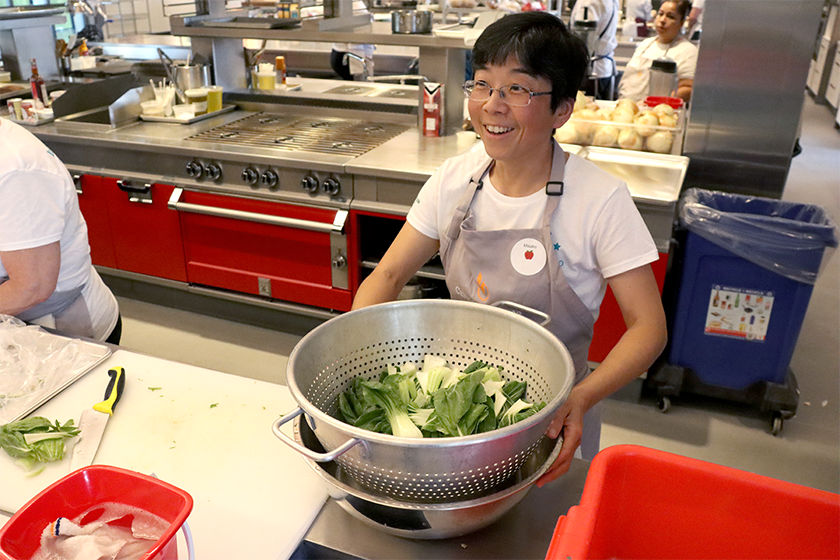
[0,349,328,560]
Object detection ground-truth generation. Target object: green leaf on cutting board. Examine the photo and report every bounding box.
[0,417,80,471]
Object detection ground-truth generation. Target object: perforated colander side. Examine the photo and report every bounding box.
[302,336,553,415]
[299,336,555,502]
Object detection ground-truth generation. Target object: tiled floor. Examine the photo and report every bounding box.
[113,93,840,494]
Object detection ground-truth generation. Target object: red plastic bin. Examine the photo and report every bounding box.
[643,95,685,110]
[0,465,193,560]
[546,445,840,560]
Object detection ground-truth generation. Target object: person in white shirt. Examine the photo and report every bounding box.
[618,0,698,102]
[352,12,667,484]
[687,0,704,39]
[571,0,621,99]
[622,0,652,38]
[0,118,121,343]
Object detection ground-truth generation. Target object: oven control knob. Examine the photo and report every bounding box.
[300,175,319,193]
[322,177,341,196]
[260,169,279,189]
[241,168,259,185]
[186,162,204,179]
[206,163,222,181]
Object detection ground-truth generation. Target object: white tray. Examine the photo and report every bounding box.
[140,104,235,124]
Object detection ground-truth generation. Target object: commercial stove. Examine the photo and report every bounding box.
[44,109,411,314]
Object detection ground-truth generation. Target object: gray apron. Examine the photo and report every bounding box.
[439,141,602,459]
[10,282,95,339]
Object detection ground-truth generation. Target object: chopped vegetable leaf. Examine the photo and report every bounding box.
[148,387,162,391]
[0,417,80,471]
[335,356,543,438]
[210,403,218,408]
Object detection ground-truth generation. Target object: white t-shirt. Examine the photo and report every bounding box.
[571,0,621,79]
[407,144,659,320]
[618,36,699,101]
[621,0,652,37]
[0,118,118,340]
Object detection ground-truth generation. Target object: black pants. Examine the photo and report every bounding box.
[105,313,122,345]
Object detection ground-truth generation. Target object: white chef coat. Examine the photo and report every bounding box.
[621,0,652,37]
[571,0,621,79]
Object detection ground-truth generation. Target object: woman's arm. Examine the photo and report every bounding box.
[537,263,667,485]
[676,78,693,102]
[0,242,61,316]
[352,222,440,310]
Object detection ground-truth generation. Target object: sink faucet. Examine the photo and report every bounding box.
[342,52,370,81]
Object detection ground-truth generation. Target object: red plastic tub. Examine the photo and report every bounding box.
[546,445,840,560]
[0,465,193,560]
[644,95,685,110]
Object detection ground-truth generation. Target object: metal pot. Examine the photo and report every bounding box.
[158,48,210,102]
[391,9,433,33]
[294,416,563,539]
[272,299,575,504]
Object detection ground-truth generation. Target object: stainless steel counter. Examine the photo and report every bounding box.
[295,458,589,560]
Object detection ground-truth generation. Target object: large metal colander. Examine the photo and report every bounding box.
[273,299,575,503]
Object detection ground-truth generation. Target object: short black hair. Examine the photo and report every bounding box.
[471,12,589,111]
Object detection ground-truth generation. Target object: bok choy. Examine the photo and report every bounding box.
[336,355,546,438]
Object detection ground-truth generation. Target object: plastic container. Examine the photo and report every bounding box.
[556,98,684,154]
[644,95,684,110]
[0,465,193,560]
[666,189,838,388]
[140,99,166,117]
[546,445,840,560]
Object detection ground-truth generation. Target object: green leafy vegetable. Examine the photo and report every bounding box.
[335,356,545,438]
[0,417,80,471]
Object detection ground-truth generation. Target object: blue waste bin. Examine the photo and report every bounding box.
[666,188,838,389]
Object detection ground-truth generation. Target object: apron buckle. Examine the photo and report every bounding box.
[545,181,564,196]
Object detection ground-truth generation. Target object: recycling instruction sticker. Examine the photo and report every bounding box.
[705,286,774,341]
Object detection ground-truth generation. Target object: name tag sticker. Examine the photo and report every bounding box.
[510,238,546,276]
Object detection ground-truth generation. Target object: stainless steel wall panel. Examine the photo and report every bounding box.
[683,0,824,197]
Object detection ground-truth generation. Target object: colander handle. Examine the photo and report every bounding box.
[492,300,551,327]
[272,407,365,462]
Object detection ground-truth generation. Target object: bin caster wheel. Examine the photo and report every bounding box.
[657,396,671,413]
[771,415,783,436]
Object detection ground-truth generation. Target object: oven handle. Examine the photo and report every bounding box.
[167,188,347,234]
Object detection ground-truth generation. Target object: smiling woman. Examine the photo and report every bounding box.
[351,12,667,487]
[617,0,699,102]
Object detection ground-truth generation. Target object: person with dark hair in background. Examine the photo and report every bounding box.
[352,11,667,484]
[0,118,121,344]
[618,0,698,101]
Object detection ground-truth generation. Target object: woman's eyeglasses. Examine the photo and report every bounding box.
[462,80,553,107]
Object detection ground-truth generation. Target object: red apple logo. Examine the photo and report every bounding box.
[524,250,534,260]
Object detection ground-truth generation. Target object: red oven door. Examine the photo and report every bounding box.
[170,188,352,312]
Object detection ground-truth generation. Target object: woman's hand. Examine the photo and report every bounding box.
[536,386,589,487]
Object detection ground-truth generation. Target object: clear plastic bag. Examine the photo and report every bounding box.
[0,315,110,424]
[679,188,839,284]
